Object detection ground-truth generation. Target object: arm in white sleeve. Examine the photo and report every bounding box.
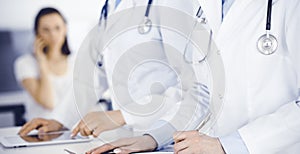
[144,82,210,148]
[70,26,109,127]
[144,120,176,150]
[238,100,300,153]
[50,89,80,129]
[146,37,211,148]
[142,13,211,147]
[52,74,109,129]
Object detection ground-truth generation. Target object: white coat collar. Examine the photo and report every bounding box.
[216,0,261,46]
[98,0,144,53]
[197,0,222,36]
[197,0,280,36]
[104,0,142,35]
[197,0,280,48]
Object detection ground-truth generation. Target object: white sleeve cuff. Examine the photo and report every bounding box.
[118,108,135,126]
[219,131,249,154]
[144,120,176,150]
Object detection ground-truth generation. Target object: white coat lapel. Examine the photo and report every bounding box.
[102,0,148,40]
[104,0,132,35]
[197,0,222,36]
[216,0,280,48]
[98,0,134,52]
[216,0,261,47]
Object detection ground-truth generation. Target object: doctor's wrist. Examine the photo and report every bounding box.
[142,134,158,151]
[107,110,126,126]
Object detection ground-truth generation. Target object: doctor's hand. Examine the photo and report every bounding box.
[86,135,157,154]
[18,118,63,136]
[71,110,125,137]
[173,131,225,154]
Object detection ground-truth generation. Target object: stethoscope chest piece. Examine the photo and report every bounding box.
[138,17,152,34]
[257,33,278,55]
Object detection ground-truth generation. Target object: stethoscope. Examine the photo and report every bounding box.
[138,0,153,34]
[99,0,153,34]
[257,0,278,55]
[96,0,154,67]
[183,6,212,64]
[99,0,109,26]
[96,0,110,67]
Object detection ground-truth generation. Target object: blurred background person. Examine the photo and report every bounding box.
[14,7,73,121]
[15,5,109,136]
[0,0,102,131]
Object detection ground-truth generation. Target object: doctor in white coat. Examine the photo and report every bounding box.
[85,0,214,153]
[173,0,300,154]
[72,0,207,143]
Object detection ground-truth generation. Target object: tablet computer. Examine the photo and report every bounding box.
[0,131,92,148]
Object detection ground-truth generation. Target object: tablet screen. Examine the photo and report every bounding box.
[3,131,89,145]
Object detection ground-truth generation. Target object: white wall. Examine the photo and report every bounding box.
[0,0,105,52]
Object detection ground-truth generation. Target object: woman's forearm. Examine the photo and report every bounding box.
[35,62,55,110]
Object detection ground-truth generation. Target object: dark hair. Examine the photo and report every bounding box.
[34,7,71,55]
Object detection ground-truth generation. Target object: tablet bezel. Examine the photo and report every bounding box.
[0,131,93,148]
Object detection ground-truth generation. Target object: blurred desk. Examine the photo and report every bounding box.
[0,127,134,154]
[0,91,26,127]
[0,91,27,106]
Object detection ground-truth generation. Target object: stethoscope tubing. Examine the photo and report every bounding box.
[257,0,278,55]
[145,0,153,17]
[266,0,272,30]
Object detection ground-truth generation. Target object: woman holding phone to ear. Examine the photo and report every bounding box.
[14,7,73,122]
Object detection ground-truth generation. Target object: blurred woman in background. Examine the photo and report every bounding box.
[14,7,73,122]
